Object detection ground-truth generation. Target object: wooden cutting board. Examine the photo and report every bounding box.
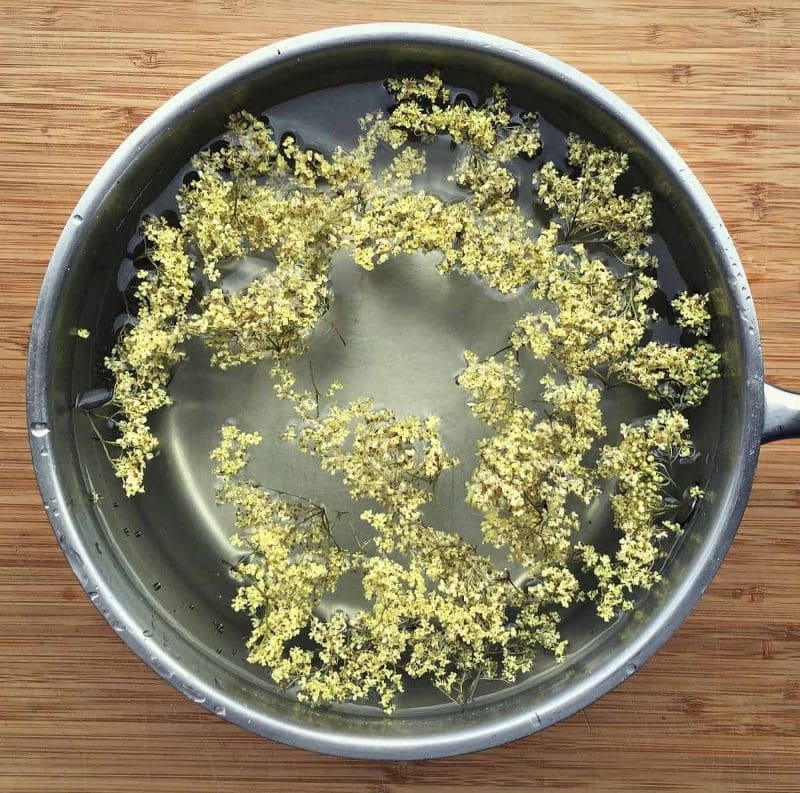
[1,2,798,790]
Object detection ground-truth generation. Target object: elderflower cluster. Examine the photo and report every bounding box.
[610,340,720,406]
[580,410,698,620]
[104,219,195,495]
[461,354,604,570]
[212,425,360,692]
[672,291,712,336]
[386,73,540,157]
[512,243,658,374]
[536,133,653,256]
[95,73,723,712]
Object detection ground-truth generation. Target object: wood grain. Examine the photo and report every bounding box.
[1,2,799,790]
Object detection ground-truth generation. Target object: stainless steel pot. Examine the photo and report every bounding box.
[27,23,800,759]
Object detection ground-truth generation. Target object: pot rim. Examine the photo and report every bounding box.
[27,22,764,759]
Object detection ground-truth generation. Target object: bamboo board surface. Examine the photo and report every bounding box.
[1,2,799,791]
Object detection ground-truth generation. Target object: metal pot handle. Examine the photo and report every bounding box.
[763,383,800,442]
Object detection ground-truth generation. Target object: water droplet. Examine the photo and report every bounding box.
[30,422,50,438]
[180,684,206,704]
[150,661,174,680]
[153,581,162,591]
[108,618,126,632]
[213,704,226,716]
[64,545,83,568]
[72,214,83,225]
[87,590,100,602]
[625,663,637,676]
[143,628,154,638]
[39,447,48,457]
[52,508,60,517]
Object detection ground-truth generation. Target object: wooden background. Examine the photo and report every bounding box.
[1,1,799,790]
